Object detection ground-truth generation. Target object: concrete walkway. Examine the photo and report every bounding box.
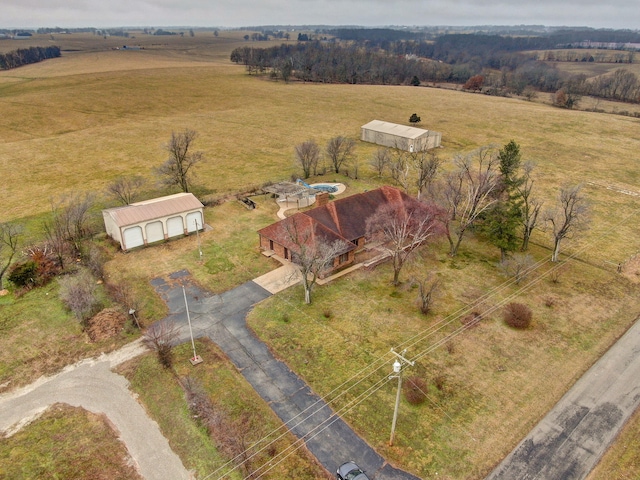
[0,339,191,480]
[153,270,419,480]
[486,317,640,480]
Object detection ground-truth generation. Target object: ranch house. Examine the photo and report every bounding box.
[257,186,413,276]
[102,193,204,251]
[361,119,441,152]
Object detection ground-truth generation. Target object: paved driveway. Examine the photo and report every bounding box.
[486,317,640,480]
[152,271,419,480]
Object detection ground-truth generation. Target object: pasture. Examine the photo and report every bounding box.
[2,32,640,479]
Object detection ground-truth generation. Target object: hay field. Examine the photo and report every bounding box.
[2,34,640,264]
[3,34,640,478]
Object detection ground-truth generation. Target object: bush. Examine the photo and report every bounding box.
[461,311,482,328]
[8,260,38,287]
[503,302,532,329]
[143,321,180,369]
[403,376,428,405]
[58,270,102,324]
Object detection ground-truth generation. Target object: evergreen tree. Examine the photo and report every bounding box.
[480,201,520,262]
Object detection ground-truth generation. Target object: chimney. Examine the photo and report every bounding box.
[315,192,329,207]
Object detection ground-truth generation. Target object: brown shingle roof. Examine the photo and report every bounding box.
[258,213,355,255]
[258,186,411,250]
[305,186,409,241]
[104,193,203,227]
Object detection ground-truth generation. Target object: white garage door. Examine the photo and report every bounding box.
[145,221,164,244]
[186,211,203,233]
[166,216,184,238]
[123,226,144,250]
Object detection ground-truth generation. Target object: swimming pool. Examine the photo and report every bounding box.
[311,184,338,193]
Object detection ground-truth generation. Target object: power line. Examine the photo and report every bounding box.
[197,195,640,480]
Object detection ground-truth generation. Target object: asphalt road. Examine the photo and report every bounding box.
[486,317,640,480]
[153,270,420,480]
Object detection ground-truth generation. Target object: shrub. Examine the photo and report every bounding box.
[461,311,482,328]
[503,302,532,329]
[8,260,37,288]
[58,270,102,324]
[322,309,333,319]
[143,321,180,369]
[434,374,447,392]
[403,376,428,405]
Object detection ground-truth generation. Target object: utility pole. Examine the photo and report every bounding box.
[389,348,414,446]
[183,285,203,366]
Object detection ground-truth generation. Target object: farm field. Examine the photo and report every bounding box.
[2,32,640,479]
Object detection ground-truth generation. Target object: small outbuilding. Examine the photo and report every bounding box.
[361,120,441,152]
[102,193,204,251]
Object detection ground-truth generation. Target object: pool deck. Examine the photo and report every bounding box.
[276,183,346,219]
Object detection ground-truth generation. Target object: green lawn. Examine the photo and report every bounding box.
[117,339,327,480]
[248,235,640,479]
[0,282,137,391]
[0,404,142,479]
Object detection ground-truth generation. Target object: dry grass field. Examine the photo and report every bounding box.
[2,32,640,479]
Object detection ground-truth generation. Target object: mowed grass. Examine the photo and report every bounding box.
[0,282,137,392]
[0,403,142,479]
[117,339,327,479]
[248,235,640,478]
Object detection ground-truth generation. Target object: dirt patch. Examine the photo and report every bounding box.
[86,308,127,342]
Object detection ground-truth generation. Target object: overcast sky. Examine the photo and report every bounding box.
[2,0,638,30]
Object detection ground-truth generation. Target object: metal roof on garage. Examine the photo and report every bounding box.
[103,193,204,228]
[361,120,430,140]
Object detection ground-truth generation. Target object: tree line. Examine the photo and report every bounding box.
[231,35,640,104]
[0,45,61,70]
[293,137,588,279]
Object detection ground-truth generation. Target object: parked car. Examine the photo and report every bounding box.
[337,461,370,480]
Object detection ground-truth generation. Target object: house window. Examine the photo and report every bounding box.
[339,252,349,264]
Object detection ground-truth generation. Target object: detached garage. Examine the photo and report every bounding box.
[361,120,441,152]
[102,193,204,251]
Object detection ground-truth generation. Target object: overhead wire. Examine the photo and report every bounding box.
[197,189,640,480]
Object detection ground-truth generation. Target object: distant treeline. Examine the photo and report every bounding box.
[230,40,557,87]
[230,35,640,103]
[330,28,425,42]
[0,46,61,70]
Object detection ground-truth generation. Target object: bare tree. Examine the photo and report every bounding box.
[544,184,590,262]
[325,136,355,174]
[294,140,320,179]
[498,253,535,284]
[366,198,444,286]
[106,175,146,205]
[43,193,97,264]
[284,217,350,304]
[156,129,203,193]
[516,161,543,251]
[0,222,22,289]
[389,149,411,192]
[412,149,442,199]
[438,146,501,256]
[370,148,391,177]
[143,321,181,369]
[412,273,440,314]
